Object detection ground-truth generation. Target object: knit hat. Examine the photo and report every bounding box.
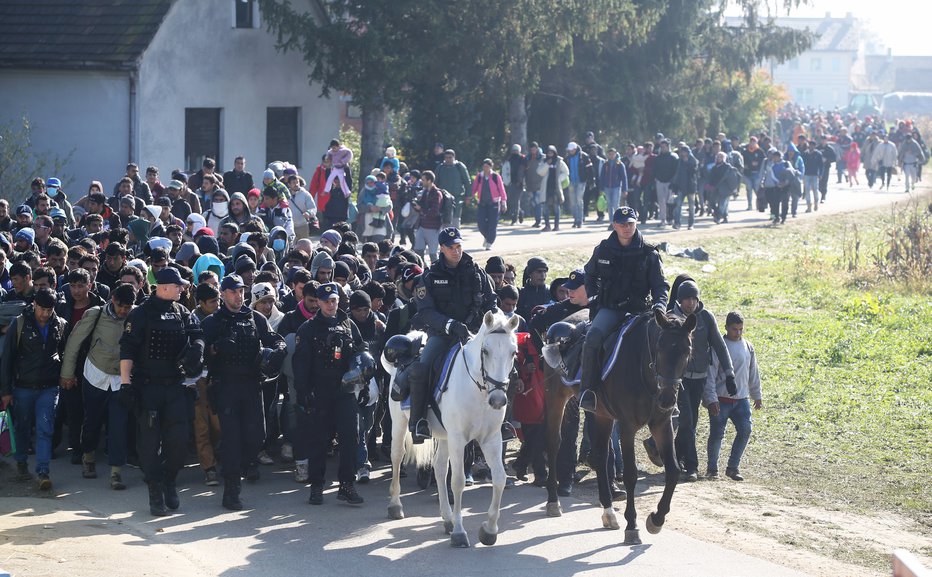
[320,229,342,247]
[349,290,372,310]
[196,234,220,257]
[310,251,335,277]
[262,169,276,181]
[250,282,276,303]
[14,227,35,245]
[176,241,201,264]
[235,256,256,273]
[333,260,351,280]
[676,280,700,302]
[338,254,358,273]
[485,256,506,274]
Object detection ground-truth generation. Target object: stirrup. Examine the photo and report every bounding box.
[501,422,517,442]
[579,389,598,413]
[412,418,431,443]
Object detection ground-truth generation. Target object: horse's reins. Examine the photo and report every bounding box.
[462,328,511,393]
[644,319,683,413]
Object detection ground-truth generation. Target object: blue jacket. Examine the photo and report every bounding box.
[600,159,628,190]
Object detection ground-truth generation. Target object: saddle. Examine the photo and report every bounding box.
[546,314,643,386]
[398,342,461,413]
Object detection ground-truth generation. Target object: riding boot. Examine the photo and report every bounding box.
[407,364,431,444]
[148,482,169,517]
[578,344,601,413]
[222,477,244,511]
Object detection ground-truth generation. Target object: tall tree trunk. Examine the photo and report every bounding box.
[507,93,528,151]
[361,102,387,182]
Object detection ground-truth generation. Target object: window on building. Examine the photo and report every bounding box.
[185,108,222,173]
[810,57,821,71]
[346,103,362,120]
[235,0,257,29]
[267,107,300,166]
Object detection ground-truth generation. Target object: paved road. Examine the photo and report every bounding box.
[1,463,811,577]
[455,182,924,263]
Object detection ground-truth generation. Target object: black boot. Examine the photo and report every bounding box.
[163,478,180,510]
[337,481,364,505]
[222,477,244,511]
[578,343,601,413]
[148,483,169,516]
[407,364,431,444]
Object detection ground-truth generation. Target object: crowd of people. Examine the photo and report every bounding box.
[4,108,924,516]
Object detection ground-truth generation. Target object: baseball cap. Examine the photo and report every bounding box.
[15,204,32,217]
[563,269,586,290]
[316,282,341,300]
[400,264,423,283]
[168,180,184,190]
[613,206,638,224]
[155,267,189,286]
[251,282,276,302]
[438,227,463,247]
[220,274,245,291]
[46,177,62,189]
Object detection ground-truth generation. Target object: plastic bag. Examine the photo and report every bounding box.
[0,407,16,457]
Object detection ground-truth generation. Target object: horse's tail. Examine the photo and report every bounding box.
[406,438,436,469]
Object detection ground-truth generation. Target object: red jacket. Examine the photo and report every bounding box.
[310,165,330,213]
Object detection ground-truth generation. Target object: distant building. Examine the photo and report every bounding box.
[0,0,339,196]
[863,53,932,94]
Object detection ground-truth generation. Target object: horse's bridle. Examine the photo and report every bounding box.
[645,321,684,401]
[463,328,511,393]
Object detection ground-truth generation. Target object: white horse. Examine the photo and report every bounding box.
[381,310,519,547]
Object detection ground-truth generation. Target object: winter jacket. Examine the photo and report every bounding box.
[872,141,898,168]
[60,303,125,380]
[434,161,471,200]
[471,172,507,204]
[671,152,699,195]
[327,146,354,169]
[416,185,444,230]
[672,301,733,379]
[600,158,628,190]
[800,149,823,177]
[652,151,678,183]
[0,308,68,394]
[898,138,925,165]
[536,157,569,204]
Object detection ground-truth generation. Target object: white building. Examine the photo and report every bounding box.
[0,0,339,198]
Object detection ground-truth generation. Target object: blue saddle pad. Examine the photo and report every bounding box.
[560,315,639,386]
[400,342,461,409]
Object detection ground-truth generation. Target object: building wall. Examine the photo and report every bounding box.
[772,51,852,109]
[0,69,129,201]
[137,0,340,176]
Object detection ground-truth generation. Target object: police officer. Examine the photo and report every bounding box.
[201,274,286,510]
[579,206,669,413]
[408,227,497,442]
[119,268,205,516]
[292,282,367,506]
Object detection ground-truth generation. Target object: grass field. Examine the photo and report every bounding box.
[505,195,932,529]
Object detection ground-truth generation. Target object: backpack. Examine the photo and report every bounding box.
[439,188,455,226]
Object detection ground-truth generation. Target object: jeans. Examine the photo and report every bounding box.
[356,402,375,469]
[674,377,704,472]
[541,200,561,228]
[673,192,695,228]
[742,173,759,207]
[414,227,440,264]
[655,181,673,223]
[476,202,500,245]
[707,398,752,472]
[507,185,524,222]
[605,186,622,218]
[717,192,731,220]
[568,182,586,225]
[81,379,130,466]
[803,175,820,207]
[13,386,59,475]
[878,166,894,188]
[903,163,919,190]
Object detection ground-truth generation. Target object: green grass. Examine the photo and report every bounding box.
[507,199,932,526]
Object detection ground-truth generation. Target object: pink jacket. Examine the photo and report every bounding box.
[470,172,507,203]
[327,146,353,169]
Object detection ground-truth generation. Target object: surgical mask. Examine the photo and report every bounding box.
[212,201,228,218]
[272,238,286,252]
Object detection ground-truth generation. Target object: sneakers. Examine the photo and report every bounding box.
[725,467,744,481]
[308,484,324,505]
[294,461,309,484]
[682,470,699,482]
[205,468,220,487]
[37,473,52,491]
[256,450,275,465]
[337,482,364,505]
[82,458,97,479]
[17,461,32,481]
[110,471,126,491]
[464,472,475,487]
[356,466,370,484]
[706,468,719,479]
[280,443,294,463]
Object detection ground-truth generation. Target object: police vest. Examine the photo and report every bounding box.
[139,301,189,380]
[594,240,657,314]
[307,316,355,383]
[426,262,482,329]
[217,311,262,371]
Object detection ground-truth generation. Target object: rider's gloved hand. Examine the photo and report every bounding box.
[449,321,470,344]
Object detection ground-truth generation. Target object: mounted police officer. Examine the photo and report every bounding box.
[201,274,286,511]
[292,282,368,506]
[408,227,497,443]
[119,268,205,516]
[579,206,669,413]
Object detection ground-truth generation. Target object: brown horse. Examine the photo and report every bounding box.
[543,308,696,545]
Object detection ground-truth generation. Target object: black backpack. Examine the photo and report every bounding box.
[439,188,455,226]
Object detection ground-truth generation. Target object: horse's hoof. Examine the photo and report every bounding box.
[624,529,642,545]
[450,532,470,548]
[545,502,563,517]
[478,525,497,546]
[601,511,620,530]
[443,520,454,535]
[387,504,404,520]
[646,512,663,535]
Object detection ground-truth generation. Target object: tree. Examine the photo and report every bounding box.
[0,115,73,206]
[258,0,422,180]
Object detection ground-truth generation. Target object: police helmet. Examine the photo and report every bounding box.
[354,351,377,381]
[258,347,287,378]
[546,321,576,346]
[384,334,415,365]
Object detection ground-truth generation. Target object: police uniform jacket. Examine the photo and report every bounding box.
[201,305,285,383]
[292,308,365,399]
[120,295,203,382]
[584,230,668,316]
[412,251,497,336]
